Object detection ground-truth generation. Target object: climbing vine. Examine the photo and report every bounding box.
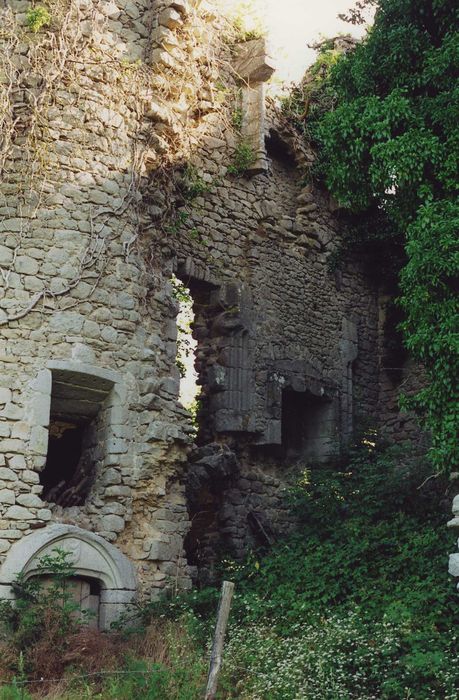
[289,0,458,472]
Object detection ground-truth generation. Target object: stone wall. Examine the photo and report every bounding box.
[163,90,380,576]
[0,0,225,605]
[1,0,386,609]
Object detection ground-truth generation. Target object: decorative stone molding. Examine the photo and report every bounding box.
[233,38,276,174]
[22,361,131,508]
[0,524,137,629]
[233,38,276,84]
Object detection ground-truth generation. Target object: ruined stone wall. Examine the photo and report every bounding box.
[163,86,381,572]
[1,0,384,602]
[0,0,230,602]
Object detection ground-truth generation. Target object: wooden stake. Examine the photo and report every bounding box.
[205,580,235,700]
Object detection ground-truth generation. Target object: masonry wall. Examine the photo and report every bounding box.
[165,109,380,574]
[1,0,384,599]
[0,0,216,597]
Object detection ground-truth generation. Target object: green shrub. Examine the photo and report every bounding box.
[26,5,51,33]
[180,165,211,200]
[231,108,244,132]
[299,0,459,473]
[0,683,31,700]
[0,549,93,677]
[227,142,256,176]
[223,610,458,700]
[216,443,458,698]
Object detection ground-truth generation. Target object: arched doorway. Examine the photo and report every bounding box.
[0,525,137,630]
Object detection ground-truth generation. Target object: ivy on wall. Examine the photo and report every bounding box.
[294,0,458,472]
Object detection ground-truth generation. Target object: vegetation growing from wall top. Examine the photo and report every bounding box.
[287,0,459,474]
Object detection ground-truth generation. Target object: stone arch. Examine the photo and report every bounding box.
[0,525,137,629]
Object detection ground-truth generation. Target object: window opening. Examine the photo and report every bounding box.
[40,370,113,507]
[172,275,201,416]
[265,129,296,170]
[281,388,335,462]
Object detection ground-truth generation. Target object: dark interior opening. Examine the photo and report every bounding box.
[265,129,297,169]
[40,420,88,504]
[281,388,334,462]
[41,369,113,508]
[78,576,101,598]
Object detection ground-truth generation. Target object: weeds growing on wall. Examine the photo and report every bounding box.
[25,6,52,33]
[227,142,256,176]
[227,1,264,44]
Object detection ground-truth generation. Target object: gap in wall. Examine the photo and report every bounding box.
[172,275,201,414]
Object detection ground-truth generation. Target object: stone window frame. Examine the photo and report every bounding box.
[27,361,129,504]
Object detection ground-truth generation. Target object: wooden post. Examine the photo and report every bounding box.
[205,580,235,700]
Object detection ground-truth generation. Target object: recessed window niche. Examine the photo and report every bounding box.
[281,388,336,463]
[40,368,115,507]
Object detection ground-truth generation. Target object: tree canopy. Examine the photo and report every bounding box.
[309,0,458,472]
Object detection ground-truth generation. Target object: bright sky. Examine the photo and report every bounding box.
[233,0,373,85]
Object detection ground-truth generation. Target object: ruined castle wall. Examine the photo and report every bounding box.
[1,0,384,597]
[164,95,381,567]
[0,0,226,598]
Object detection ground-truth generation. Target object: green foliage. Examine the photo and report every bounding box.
[2,449,457,699]
[297,0,459,472]
[26,5,51,33]
[0,653,30,700]
[120,57,142,71]
[0,682,31,700]
[217,443,458,698]
[171,275,194,380]
[123,443,458,699]
[230,3,264,44]
[399,200,459,470]
[227,142,256,176]
[223,610,458,700]
[281,43,341,137]
[232,20,263,43]
[165,210,190,236]
[180,165,212,200]
[99,657,205,700]
[222,443,454,624]
[231,108,244,131]
[0,549,90,663]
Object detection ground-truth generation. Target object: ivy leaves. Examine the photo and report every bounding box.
[400,201,459,471]
[310,0,459,472]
